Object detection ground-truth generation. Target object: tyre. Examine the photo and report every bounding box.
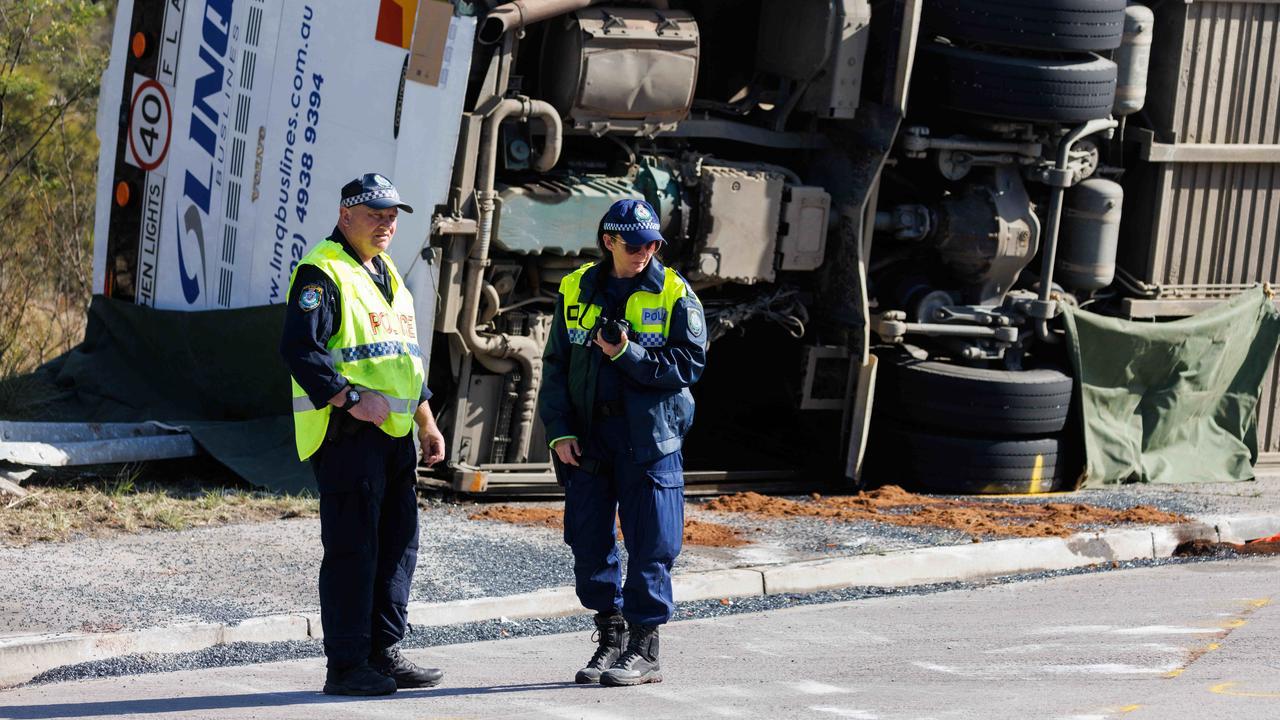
[915,44,1117,123]
[923,0,1127,52]
[876,353,1073,436]
[872,422,1071,494]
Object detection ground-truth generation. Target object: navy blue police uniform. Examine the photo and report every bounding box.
[279,174,441,696]
[539,198,707,686]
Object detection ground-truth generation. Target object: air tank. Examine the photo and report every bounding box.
[1113,3,1153,116]
[1057,178,1124,291]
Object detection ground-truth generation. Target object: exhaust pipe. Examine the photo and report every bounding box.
[458,96,562,461]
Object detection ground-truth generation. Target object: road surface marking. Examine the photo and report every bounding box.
[1112,626,1220,635]
[915,661,1176,677]
[1038,663,1178,675]
[787,680,852,695]
[1030,625,1115,634]
[1210,681,1280,698]
[912,662,962,674]
[809,707,879,718]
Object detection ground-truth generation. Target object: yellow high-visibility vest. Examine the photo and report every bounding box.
[559,261,690,348]
[288,239,424,460]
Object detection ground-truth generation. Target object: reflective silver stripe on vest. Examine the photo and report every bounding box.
[292,395,319,413]
[331,341,422,363]
[292,390,413,415]
[353,386,414,415]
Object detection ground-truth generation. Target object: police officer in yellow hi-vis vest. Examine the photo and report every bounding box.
[280,173,446,697]
[539,198,708,687]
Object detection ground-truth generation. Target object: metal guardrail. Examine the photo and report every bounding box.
[0,422,199,467]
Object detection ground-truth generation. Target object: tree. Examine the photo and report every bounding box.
[0,0,109,377]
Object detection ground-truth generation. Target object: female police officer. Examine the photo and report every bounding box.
[538,198,707,686]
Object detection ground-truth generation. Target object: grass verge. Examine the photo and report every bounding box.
[0,459,317,546]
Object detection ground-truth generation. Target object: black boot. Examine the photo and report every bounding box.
[369,646,445,689]
[323,661,397,696]
[576,612,628,684]
[600,623,661,686]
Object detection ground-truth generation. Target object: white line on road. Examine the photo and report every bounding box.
[809,706,879,718]
[1036,663,1181,675]
[786,680,853,695]
[1112,626,1222,635]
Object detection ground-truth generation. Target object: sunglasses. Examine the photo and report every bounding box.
[610,236,659,255]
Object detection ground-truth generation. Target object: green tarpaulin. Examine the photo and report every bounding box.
[1062,288,1280,487]
[28,296,312,494]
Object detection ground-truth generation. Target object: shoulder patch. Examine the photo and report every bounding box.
[687,303,704,338]
[298,284,323,312]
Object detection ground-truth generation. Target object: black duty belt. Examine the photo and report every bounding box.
[596,399,625,418]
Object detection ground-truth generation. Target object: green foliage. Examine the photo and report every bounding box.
[0,0,111,378]
[106,462,142,497]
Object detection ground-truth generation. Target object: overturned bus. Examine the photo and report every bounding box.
[95,0,1280,494]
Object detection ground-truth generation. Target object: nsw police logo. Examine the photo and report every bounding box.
[299,284,323,312]
[687,305,704,337]
[634,203,652,222]
[372,174,392,187]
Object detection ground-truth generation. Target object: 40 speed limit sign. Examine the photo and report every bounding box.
[127,76,172,172]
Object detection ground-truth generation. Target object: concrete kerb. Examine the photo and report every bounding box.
[1200,513,1280,544]
[2,515,1279,688]
[755,524,1219,595]
[0,622,226,688]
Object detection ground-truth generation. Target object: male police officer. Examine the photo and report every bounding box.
[539,198,707,686]
[280,173,446,696]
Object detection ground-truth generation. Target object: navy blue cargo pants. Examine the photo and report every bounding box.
[562,414,685,626]
[311,420,419,669]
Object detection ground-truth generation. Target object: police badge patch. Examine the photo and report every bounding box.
[687,304,704,337]
[299,284,323,312]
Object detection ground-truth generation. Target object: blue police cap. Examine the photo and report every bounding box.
[601,198,664,246]
[340,173,414,213]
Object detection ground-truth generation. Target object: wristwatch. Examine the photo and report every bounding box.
[339,387,361,410]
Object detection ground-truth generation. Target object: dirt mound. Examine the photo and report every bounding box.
[468,506,748,547]
[469,505,562,529]
[703,487,1188,539]
[683,518,749,547]
[1174,539,1280,557]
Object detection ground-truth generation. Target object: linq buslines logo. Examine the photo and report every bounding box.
[176,0,234,304]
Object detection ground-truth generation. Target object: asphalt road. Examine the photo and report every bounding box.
[1,556,1276,719]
